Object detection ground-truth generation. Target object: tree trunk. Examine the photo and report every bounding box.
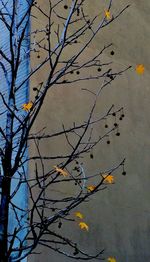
[0,176,11,262]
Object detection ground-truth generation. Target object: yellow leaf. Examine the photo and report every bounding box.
[105,10,111,20]
[75,211,84,219]
[136,64,145,74]
[53,166,69,177]
[79,222,89,231]
[102,174,114,184]
[22,102,33,111]
[87,185,96,192]
[108,257,116,262]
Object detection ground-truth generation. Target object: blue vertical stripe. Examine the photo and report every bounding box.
[0,1,30,261]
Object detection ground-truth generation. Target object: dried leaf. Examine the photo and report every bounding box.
[79,222,89,231]
[102,174,114,184]
[136,64,145,74]
[87,185,96,192]
[108,257,116,262]
[53,166,69,177]
[105,10,111,19]
[75,211,84,219]
[22,102,33,111]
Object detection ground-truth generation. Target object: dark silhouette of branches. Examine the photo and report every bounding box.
[0,0,130,261]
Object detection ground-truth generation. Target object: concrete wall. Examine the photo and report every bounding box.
[29,1,150,261]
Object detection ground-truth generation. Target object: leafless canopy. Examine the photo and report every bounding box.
[0,0,130,261]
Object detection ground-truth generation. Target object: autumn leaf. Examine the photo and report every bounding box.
[53,166,69,177]
[102,174,114,184]
[136,64,145,74]
[22,102,33,111]
[105,10,111,20]
[108,257,116,262]
[79,222,89,231]
[75,211,84,219]
[87,185,96,192]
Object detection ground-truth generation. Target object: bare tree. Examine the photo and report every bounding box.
[0,0,130,261]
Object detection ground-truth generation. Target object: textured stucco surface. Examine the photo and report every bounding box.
[29,1,150,261]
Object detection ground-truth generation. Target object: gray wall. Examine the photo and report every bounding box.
[29,1,150,261]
